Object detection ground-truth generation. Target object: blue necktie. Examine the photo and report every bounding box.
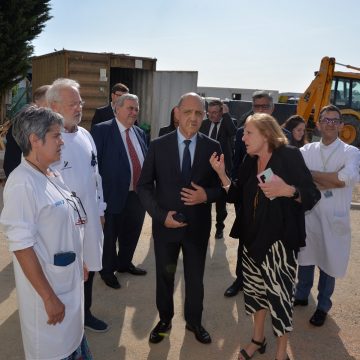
[182,140,192,185]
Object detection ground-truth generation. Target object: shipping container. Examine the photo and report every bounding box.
[32,50,157,129]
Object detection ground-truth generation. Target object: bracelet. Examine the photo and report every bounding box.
[222,182,231,190]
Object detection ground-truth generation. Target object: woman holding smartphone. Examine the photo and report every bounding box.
[210,113,320,360]
[1,106,92,360]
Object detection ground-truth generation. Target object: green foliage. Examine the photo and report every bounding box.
[0,0,52,94]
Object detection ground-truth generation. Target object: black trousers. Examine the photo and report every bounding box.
[215,195,227,231]
[84,271,95,317]
[101,192,145,276]
[235,241,244,284]
[154,237,208,326]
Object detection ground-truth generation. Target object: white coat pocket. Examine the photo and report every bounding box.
[44,261,77,295]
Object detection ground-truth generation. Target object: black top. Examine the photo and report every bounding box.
[228,145,320,264]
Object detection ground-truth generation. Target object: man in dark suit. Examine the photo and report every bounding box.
[91,94,147,289]
[90,83,129,131]
[137,93,222,345]
[200,99,236,239]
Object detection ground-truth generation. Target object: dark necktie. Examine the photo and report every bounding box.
[210,122,218,140]
[182,139,192,185]
[125,128,142,190]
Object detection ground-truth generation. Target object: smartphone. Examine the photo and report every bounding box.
[257,168,274,183]
[54,251,76,266]
[257,168,275,200]
[173,212,187,223]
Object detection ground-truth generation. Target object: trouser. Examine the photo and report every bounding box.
[84,271,95,317]
[154,238,208,326]
[101,192,145,275]
[215,194,227,232]
[295,265,335,313]
[234,241,244,285]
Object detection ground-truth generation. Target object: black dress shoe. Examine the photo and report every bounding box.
[293,298,308,306]
[118,264,147,276]
[185,323,212,344]
[101,274,121,289]
[224,280,243,297]
[149,321,172,343]
[215,230,224,239]
[309,309,327,326]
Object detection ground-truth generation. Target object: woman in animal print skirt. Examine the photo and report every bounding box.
[210,113,320,360]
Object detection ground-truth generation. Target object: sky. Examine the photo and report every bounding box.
[33,0,360,93]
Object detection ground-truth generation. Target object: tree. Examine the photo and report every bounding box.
[0,0,52,120]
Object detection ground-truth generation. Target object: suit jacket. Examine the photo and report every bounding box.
[91,104,114,131]
[137,131,222,243]
[3,125,22,177]
[91,118,148,214]
[199,113,236,172]
[158,126,176,137]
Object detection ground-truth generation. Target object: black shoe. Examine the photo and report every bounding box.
[215,230,224,239]
[185,323,212,344]
[309,309,327,326]
[101,274,121,289]
[224,280,243,297]
[85,314,109,333]
[239,338,267,359]
[293,298,308,306]
[149,321,172,343]
[118,263,147,276]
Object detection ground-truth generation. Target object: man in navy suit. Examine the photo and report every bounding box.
[137,93,222,344]
[91,94,147,289]
[90,83,129,131]
[200,99,236,239]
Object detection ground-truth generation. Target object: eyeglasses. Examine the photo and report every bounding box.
[67,192,87,225]
[66,101,85,109]
[319,117,341,125]
[253,104,271,110]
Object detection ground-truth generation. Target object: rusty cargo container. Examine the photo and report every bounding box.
[31,50,157,128]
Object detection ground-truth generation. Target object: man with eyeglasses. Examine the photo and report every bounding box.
[294,104,360,327]
[47,78,109,333]
[91,82,129,130]
[200,99,237,240]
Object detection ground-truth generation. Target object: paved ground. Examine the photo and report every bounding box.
[0,187,359,360]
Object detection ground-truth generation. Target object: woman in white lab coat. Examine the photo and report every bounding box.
[0,106,92,360]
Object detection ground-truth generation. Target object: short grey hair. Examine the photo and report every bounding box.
[12,105,64,156]
[177,92,205,109]
[46,78,80,104]
[114,93,139,108]
[252,90,274,107]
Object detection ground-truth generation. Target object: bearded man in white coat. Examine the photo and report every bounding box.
[47,78,109,332]
[294,104,360,327]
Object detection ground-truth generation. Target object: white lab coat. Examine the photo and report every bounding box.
[299,139,360,277]
[52,127,106,271]
[0,160,84,360]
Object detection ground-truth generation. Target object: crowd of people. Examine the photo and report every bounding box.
[0,81,359,360]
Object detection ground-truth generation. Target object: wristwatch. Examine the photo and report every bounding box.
[291,186,300,200]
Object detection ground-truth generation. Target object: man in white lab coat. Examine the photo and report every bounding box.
[295,104,360,326]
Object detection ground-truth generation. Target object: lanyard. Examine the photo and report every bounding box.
[319,140,340,171]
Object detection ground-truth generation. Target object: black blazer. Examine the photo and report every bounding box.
[91,104,114,131]
[91,118,148,214]
[199,113,236,172]
[158,125,176,137]
[137,131,222,243]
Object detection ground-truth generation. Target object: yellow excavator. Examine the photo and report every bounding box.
[297,56,360,147]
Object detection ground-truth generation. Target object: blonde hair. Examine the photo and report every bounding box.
[245,113,288,151]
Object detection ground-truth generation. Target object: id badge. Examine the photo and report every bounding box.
[324,190,333,198]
